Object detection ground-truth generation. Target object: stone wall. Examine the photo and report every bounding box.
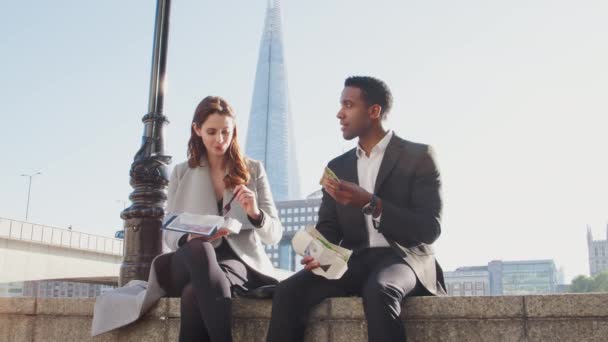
[1,294,607,341]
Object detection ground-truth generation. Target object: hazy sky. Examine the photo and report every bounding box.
[1,0,607,282]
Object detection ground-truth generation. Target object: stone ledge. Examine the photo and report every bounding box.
[525,293,608,318]
[1,294,607,342]
[5,295,608,319]
[0,297,35,315]
[402,296,524,319]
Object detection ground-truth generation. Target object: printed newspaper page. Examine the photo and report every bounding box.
[292,226,352,279]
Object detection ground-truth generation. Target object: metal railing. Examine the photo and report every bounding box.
[0,217,123,256]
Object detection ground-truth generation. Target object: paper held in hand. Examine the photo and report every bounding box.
[292,226,353,280]
[162,213,242,236]
[319,166,339,187]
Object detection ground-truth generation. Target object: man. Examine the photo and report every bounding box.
[266,76,445,342]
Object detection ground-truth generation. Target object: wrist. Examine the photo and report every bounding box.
[372,198,382,218]
[362,194,378,215]
[248,208,262,220]
[363,193,373,209]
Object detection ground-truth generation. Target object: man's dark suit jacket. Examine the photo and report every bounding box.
[316,134,446,295]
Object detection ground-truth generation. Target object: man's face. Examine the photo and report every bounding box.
[337,86,372,140]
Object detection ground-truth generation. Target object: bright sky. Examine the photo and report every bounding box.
[1,0,607,282]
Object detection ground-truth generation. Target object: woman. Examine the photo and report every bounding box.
[162,96,284,342]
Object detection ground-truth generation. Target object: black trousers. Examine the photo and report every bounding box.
[266,247,425,342]
[164,239,263,342]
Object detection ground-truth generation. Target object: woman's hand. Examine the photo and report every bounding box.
[233,184,261,220]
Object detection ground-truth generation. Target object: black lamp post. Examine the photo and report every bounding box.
[119,0,172,286]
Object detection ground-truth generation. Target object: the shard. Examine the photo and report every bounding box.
[245,0,300,201]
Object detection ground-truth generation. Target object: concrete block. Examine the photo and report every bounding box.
[0,297,35,315]
[406,319,525,342]
[304,321,329,342]
[525,294,608,318]
[116,318,168,342]
[36,298,95,316]
[329,320,368,342]
[233,298,273,319]
[0,315,34,342]
[403,295,525,319]
[146,298,168,318]
[166,298,181,318]
[327,297,364,319]
[233,318,270,342]
[32,315,117,342]
[167,318,180,341]
[527,318,608,342]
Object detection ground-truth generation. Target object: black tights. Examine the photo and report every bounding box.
[168,239,242,342]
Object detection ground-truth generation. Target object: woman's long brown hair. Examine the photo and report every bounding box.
[187,96,250,188]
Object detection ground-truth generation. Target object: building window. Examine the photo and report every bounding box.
[278,242,292,270]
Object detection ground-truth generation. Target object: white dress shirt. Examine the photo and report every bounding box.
[356,130,393,248]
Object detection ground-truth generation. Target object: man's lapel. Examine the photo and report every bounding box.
[341,149,359,185]
[374,135,403,194]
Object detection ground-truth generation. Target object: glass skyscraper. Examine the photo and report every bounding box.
[245,0,300,201]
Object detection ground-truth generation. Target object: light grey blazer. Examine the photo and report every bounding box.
[163,157,285,281]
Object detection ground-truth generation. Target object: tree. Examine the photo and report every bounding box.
[569,271,608,293]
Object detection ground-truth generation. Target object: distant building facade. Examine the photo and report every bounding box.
[446,259,559,296]
[266,191,322,271]
[490,259,559,295]
[444,266,491,296]
[0,280,114,298]
[587,225,608,276]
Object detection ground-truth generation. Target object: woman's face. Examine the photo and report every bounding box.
[193,113,235,158]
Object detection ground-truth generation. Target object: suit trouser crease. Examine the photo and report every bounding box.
[267,247,422,342]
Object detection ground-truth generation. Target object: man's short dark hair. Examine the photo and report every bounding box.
[344,76,393,118]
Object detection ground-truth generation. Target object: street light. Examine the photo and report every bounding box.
[21,172,41,221]
[119,0,172,286]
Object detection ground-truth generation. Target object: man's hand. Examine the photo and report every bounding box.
[301,255,320,271]
[324,179,372,208]
[187,228,230,242]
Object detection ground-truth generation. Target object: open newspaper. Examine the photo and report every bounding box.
[161,213,242,236]
[292,226,352,279]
